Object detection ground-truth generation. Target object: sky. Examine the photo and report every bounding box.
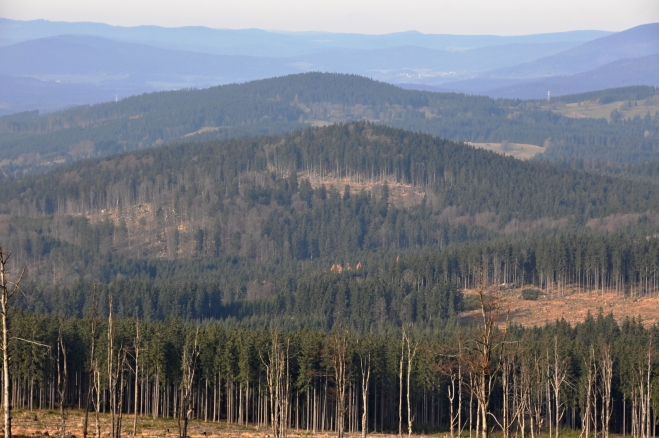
[1,0,659,35]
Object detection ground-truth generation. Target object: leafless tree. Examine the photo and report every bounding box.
[261,332,291,438]
[551,337,570,438]
[179,328,200,438]
[107,296,128,438]
[581,345,597,438]
[357,337,372,438]
[466,271,509,438]
[108,296,118,438]
[83,291,99,438]
[0,247,25,438]
[331,330,349,438]
[404,329,418,438]
[398,329,404,437]
[600,343,613,438]
[438,340,466,438]
[133,317,141,436]
[57,327,68,438]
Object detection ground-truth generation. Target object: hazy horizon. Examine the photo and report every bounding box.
[2,0,658,35]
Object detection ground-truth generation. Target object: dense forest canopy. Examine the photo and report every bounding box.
[3,308,659,437]
[0,74,657,177]
[0,123,656,327]
[0,76,658,438]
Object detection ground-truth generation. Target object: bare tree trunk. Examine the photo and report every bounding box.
[262,332,291,438]
[405,330,417,438]
[502,350,512,438]
[359,343,371,438]
[399,330,404,438]
[448,373,457,438]
[552,337,568,438]
[0,248,25,438]
[180,328,199,438]
[332,331,349,438]
[58,328,68,438]
[116,349,127,438]
[646,343,652,438]
[133,318,140,436]
[1,274,11,438]
[458,359,464,437]
[582,346,596,438]
[108,296,116,438]
[467,272,509,438]
[95,368,101,438]
[601,344,613,438]
[83,296,98,438]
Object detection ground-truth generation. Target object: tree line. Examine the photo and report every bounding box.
[1,295,658,438]
[8,229,659,327]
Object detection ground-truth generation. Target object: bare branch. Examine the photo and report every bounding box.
[10,337,51,350]
[6,266,25,299]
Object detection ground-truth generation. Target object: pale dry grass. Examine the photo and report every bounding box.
[461,287,659,328]
[549,97,659,122]
[466,143,545,160]
[10,409,404,438]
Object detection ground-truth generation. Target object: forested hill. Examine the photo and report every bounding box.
[3,122,659,324]
[6,122,659,224]
[1,73,658,176]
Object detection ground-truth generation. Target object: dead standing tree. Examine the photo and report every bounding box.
[550,337,570,438]
[107,296,129,438]
[331,330,349,438]
[179,328,200,438]
[83,292,100,438]
[261,331,291,438]
[357,336,372,438]
[0,247,25,438]
[404,329,418,438]
[108,297,118,438]
[466,271,509,438]
[437,338,467,438]
[57,327,68,438]
[398,329,404,438]
[600,343,613,438]
[132,317,140,436]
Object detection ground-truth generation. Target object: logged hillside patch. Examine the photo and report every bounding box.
[549,96,659,121]
[461,287,659,328]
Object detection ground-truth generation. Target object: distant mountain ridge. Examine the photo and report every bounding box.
[414,52,659,99]
[0,18,612,55]
[481,23,659,79]
[484,53,659,99]
[397,23,659,98]
[0,35,295,80]
[0,19,657,113]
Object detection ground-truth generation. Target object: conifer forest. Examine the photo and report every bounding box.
[0,74,658,438]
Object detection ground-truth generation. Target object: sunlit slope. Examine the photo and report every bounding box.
[0,74,657,177]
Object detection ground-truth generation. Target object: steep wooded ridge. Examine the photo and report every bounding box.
[4,123,659,323]
[0,73,657,175]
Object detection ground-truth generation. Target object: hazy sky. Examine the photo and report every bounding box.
[2,0,659,35]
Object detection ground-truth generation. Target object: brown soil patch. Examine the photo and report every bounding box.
[301,172,425,209]
[460,287,659,328]
[10,409,400,438]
